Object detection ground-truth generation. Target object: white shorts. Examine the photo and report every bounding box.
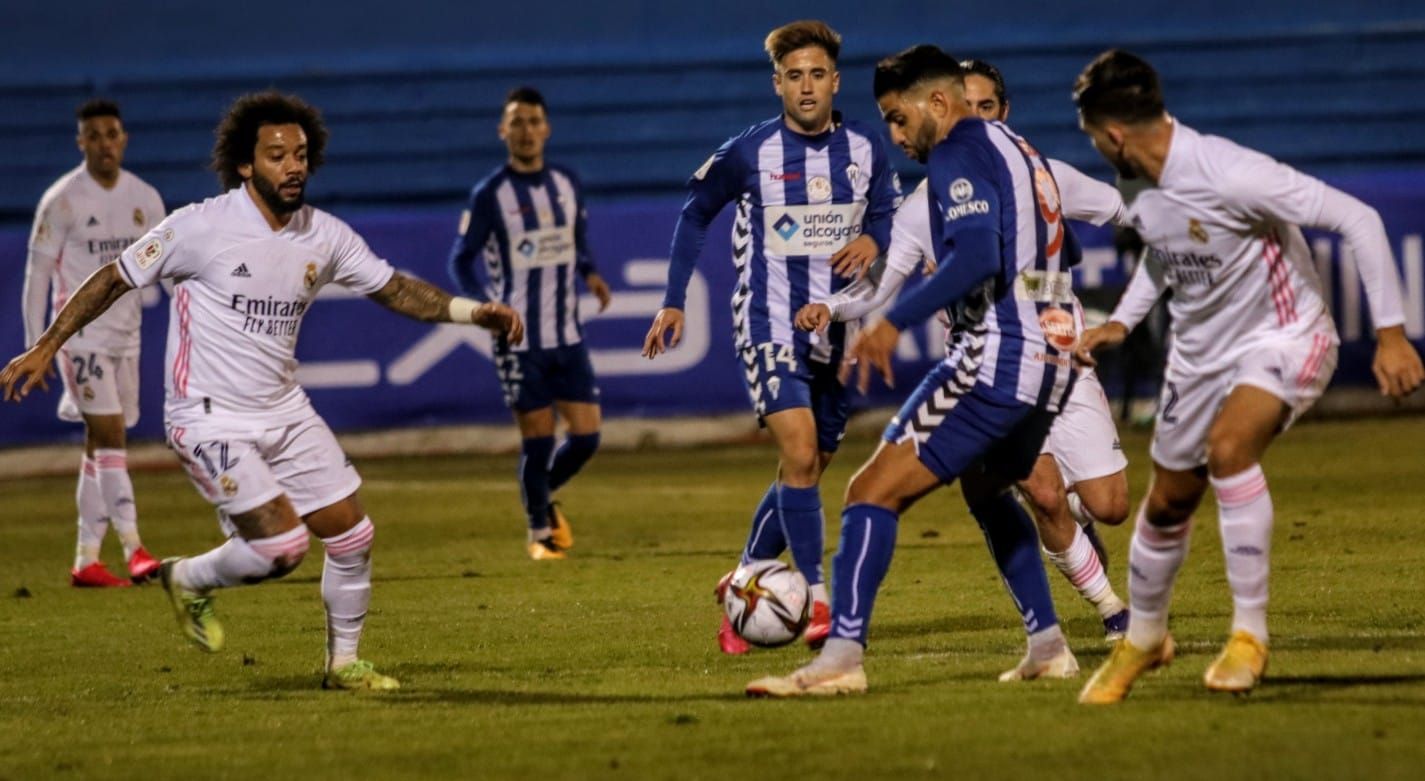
[166,415,361,520]
[56,349,139,427]
[1151,330,1338,471]
[1042,368,1128,485]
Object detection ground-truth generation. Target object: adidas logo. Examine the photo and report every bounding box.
[87,216,99,227]
[231,263,251,277]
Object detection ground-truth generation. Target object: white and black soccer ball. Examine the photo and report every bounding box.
[723,560,810,647]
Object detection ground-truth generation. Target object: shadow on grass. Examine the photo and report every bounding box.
[874,613,1011,639]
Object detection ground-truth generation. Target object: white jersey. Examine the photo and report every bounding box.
[1109,120,1406,373]
[826,160,1124,324]
[116,187,395,430]
[25,166,164,355]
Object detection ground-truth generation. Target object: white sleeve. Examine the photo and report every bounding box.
[22,249,56,348]
[1108,252,1167,332]
[1309,187,1405,330]
[1224,150,1404,330]
[328,217,396,294]
[822,183,929,321]
[23,194,69,346]
[117,207,204,289]
[1048,159,1126,227]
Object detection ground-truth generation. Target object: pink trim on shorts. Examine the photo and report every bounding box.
[1297,333,1332,389]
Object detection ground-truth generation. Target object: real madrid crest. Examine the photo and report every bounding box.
[1188,218,1209,244]
[133,208,145,227]
[304,262,318,289]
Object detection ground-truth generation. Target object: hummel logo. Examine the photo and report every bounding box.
[231,264,251,277]
[87,216,100,227]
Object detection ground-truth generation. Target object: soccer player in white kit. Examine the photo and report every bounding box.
[23,99,165,588]
[2,92,524,690]
[1070,51,1424,703]
[799,59,1132,664]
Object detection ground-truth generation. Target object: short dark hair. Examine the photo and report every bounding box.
[873,44,964,99]
[76,99,121,123]
[960,58,1008,105]
[764,20,841,66]
[210,91,328,190]
[1073,49,1166,125]
[504,86,546,112]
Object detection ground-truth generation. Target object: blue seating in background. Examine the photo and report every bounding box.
[2,24,1423,220]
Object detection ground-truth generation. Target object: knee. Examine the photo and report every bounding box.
[1084,484,1130,526]
[845,465,892,508]
[780,443,821,487]
[1018,475,1063,521]
[1145,487,1196,527]
[323,518,376,564]
[266,534,310,579]
[569,431,600,455]
[1206,431,1256,478]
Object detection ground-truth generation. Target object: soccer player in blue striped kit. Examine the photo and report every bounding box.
[450,87,613,560]
[749,45,1083,696]
[643,20,900,654]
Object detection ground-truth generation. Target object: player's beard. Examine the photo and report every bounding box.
[251,171,305,215]
[911,120,939,164]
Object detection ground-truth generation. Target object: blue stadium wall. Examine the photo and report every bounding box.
[3,1,1424,444]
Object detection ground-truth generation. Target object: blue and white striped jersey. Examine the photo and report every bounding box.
[449,163,595,352]
[663,114,900,364]
[887,119,1081,412]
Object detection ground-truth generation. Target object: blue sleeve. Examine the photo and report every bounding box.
[663,137,745,310]
[447,184,495,302]
[885,142,1002,329]
[568,170,597,278]
[861,133,900,251]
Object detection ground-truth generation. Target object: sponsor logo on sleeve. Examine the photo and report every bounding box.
[945,178,990,220]
[134,237,164,269]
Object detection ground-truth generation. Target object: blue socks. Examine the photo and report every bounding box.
[520,433,601,531]
[971,490,1060,635]
[830,503,899,646]
[742,482,786,563]
[778,484,826,586]
[519,436,556,530]
[549,432,600,492]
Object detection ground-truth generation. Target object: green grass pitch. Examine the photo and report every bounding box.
[2,417,1423,779]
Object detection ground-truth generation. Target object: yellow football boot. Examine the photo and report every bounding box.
[547,503,574,550]
[1203,630,1268,693]
[1078,634,1175,705]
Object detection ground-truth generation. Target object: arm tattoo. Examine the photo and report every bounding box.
[38,263,133,351]
[368,272,454,323]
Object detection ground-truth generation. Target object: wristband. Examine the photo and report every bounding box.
[448,297,479,324]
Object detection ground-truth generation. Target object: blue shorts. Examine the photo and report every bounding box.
[739,342,850,454]
[884,361,1056,484]
[494,343,600,413]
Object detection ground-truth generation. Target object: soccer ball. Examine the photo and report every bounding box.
[723,560,810,647]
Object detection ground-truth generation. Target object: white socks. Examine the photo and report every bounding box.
[1212,465,1272,643]
[1045,525,1124,619]
[1125,503,1193,650]
[73,456,108,569]
[175,525,309,592]
[94,449,142,560]
[322,518,375,670]
[1028,623,1068,662]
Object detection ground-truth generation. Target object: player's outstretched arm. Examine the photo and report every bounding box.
[2,262,131,402]
[368,272,524,344]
